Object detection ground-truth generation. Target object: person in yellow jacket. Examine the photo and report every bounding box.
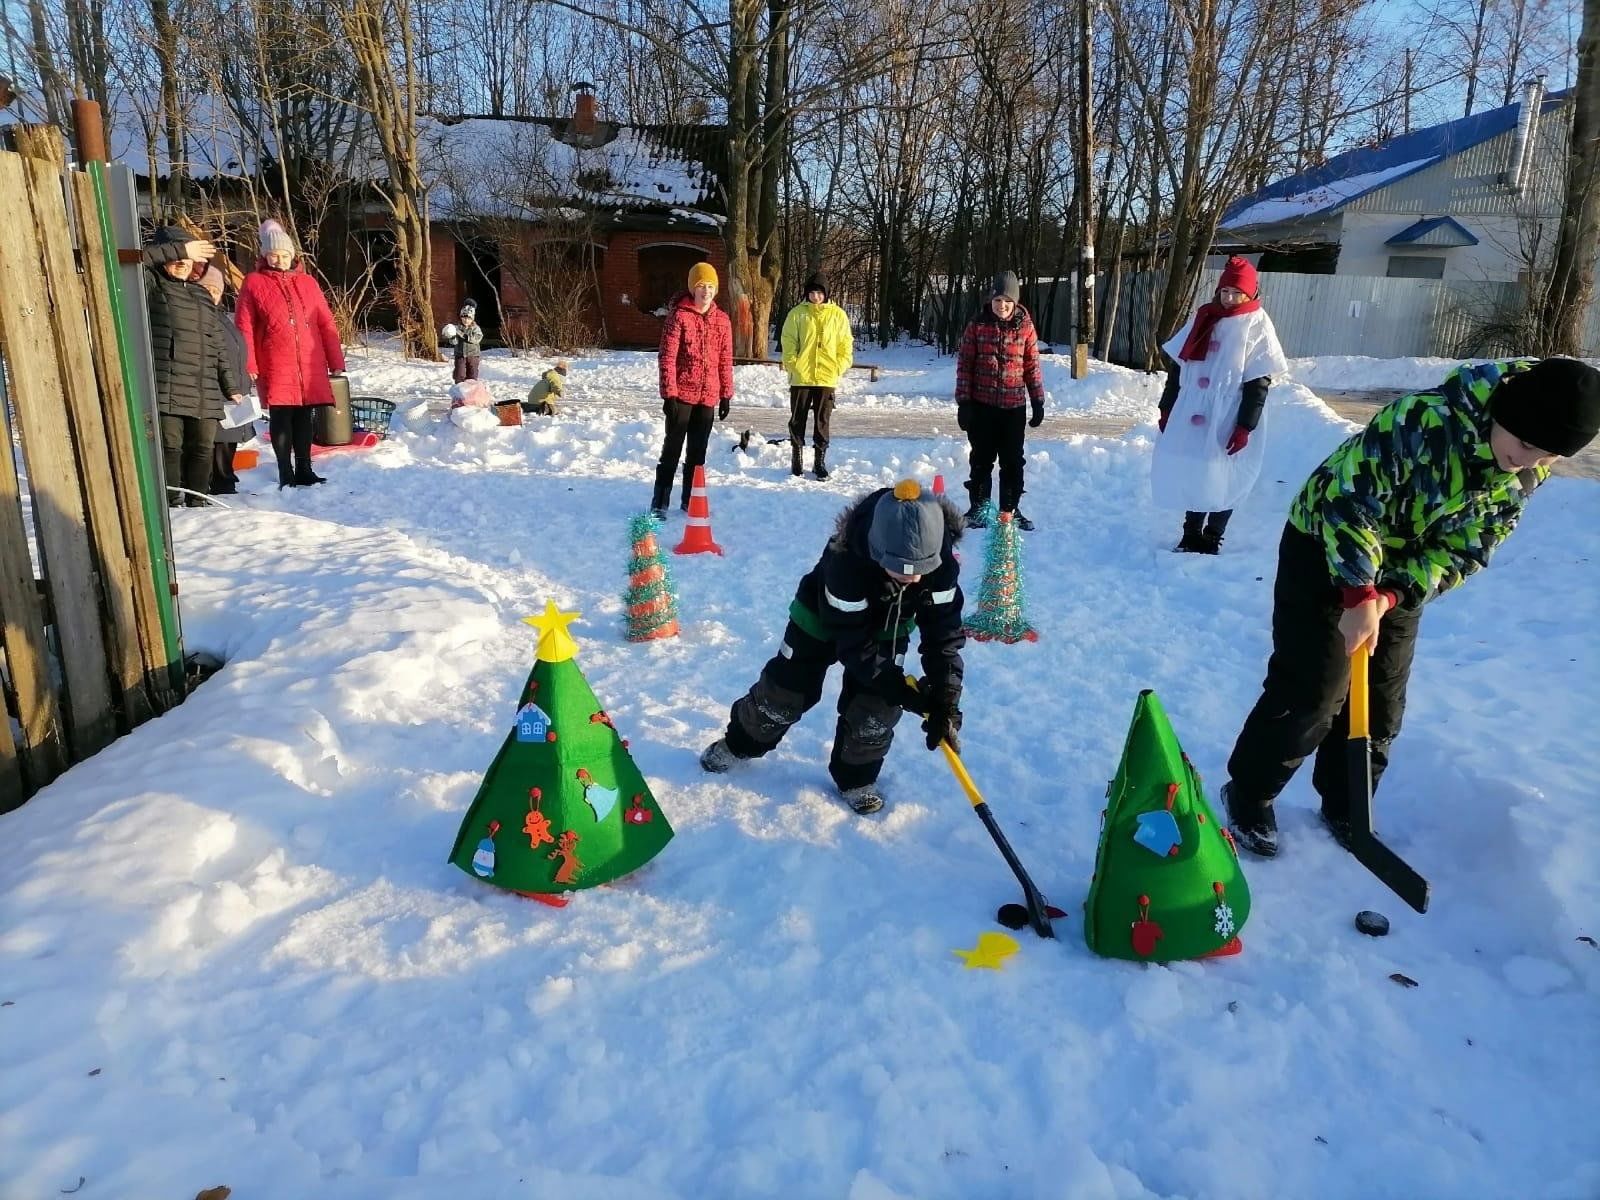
[780,273,853,480]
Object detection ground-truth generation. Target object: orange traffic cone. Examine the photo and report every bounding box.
[673,465,724,556]
[932,473,945,496]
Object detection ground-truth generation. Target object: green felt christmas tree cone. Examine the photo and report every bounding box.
[1083,690,1248,961]
[963,506,1038,643]
[448,601,674,902]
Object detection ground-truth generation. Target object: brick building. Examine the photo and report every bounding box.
[422,87,729,348]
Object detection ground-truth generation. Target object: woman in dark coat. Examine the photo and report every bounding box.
[143,228,246,505]
[198,265,254,494]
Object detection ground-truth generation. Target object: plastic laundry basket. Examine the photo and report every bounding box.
[350,396,397,438]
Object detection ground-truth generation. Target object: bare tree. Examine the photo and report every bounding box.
[1543,0,1599,352]
[336,0,439,359]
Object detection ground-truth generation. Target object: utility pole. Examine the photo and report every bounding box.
[1073,0,1095,379]
[1403,48,1413,134]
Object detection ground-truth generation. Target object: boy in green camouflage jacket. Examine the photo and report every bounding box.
[1223,356,1600,857]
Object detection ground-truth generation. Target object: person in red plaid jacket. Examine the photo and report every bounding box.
[954,271,1047,530]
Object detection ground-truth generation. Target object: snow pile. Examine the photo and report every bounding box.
[1,345,1594,1199]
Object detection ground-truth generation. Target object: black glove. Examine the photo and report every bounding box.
[921,680,962,752]
[956,402,971,432]
[886,674,929,715]
[718,396,731,421]
[923,704,962,753]
[662,396,676,418]
[1029,400,1044,428]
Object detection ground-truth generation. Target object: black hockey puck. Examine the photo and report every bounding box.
[1355,910,1390,937]
[996,903,1028,930]
[996,902,1068,930]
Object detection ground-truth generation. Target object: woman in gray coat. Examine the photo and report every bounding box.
[198,266,253,494]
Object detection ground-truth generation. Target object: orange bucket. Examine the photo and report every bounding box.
[233,448,260,470]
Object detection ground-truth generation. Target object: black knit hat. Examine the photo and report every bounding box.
[803,272,828,300]
[1490,357,1600,458]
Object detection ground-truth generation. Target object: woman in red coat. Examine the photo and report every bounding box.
[236,220,347,487]
[651,261,734,518]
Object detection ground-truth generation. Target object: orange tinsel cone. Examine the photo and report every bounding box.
[673,465,724,556]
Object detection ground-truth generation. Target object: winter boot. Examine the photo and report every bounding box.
[964,481,991,529]
[650,463,675,519]
[293,469,327,486]
[1011,510,1035,532]
[1319,805,1354,850]
[1200,511,1232,555]
[1223,782,1278,859]
[839,782,885,815]
[699,738,746,774]
[1176,512,1207,553]
[790,443,804,477]
[813,448,830,481]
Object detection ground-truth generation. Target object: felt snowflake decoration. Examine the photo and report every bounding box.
[1214,901,1236,939]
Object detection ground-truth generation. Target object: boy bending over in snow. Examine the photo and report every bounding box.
[1223,357,1600,858]
[524,360,569,417]
[700,481,967,815]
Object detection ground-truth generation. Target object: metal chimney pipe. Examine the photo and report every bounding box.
[1502,75,1547,192]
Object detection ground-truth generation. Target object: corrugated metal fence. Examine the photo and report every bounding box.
[1105,268,1600,365]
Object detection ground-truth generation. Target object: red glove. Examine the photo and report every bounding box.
[1225,426,1249,455]
[1157,410,1169,433]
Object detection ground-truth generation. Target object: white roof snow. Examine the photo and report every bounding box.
[1225,157,1438,229]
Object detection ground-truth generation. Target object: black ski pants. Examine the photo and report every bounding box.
[161,414,217,506]
[268,406,316,484]
[1227,524,1423,823]
[653,399,714,509]
[964,403,1027,512]
[723,613,907,790]
[788,386,835,453]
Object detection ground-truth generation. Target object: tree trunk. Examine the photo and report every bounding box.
[24,0,62,126]
[342,0,439,360]
[1543,0,1600,355]
[149,0,187,217]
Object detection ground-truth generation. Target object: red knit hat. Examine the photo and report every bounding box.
[1219,256,1258,298]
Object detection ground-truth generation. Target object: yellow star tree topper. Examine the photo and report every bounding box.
[523,600,581,663]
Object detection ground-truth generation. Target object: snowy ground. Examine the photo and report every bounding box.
[2,345,1596,1199]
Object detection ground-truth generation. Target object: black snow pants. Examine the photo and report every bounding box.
[723,611,908,790]
[1226,524,1423,824]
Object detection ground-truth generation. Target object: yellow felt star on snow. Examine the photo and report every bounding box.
[523,600,582,663]
[951,931,1021,970]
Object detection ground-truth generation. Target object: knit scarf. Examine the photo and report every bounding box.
[1177,295,1261,362]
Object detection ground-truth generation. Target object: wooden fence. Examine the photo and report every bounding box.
[0,128,185,812]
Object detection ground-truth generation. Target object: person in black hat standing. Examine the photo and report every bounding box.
[698,480,967,814]
[779,272,853,480]
[954,270,1047,530]
[1221,356,1600,859]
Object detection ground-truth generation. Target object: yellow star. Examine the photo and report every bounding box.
[522,600,582,663]
[951,931,1021,970]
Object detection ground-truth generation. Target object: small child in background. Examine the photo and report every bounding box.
[443,301,484,382]
[524,360,569,417]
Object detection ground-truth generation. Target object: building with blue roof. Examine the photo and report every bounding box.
[1219,81,1571,284]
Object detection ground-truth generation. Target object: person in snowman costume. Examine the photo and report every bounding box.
[1152,257,1287,553]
